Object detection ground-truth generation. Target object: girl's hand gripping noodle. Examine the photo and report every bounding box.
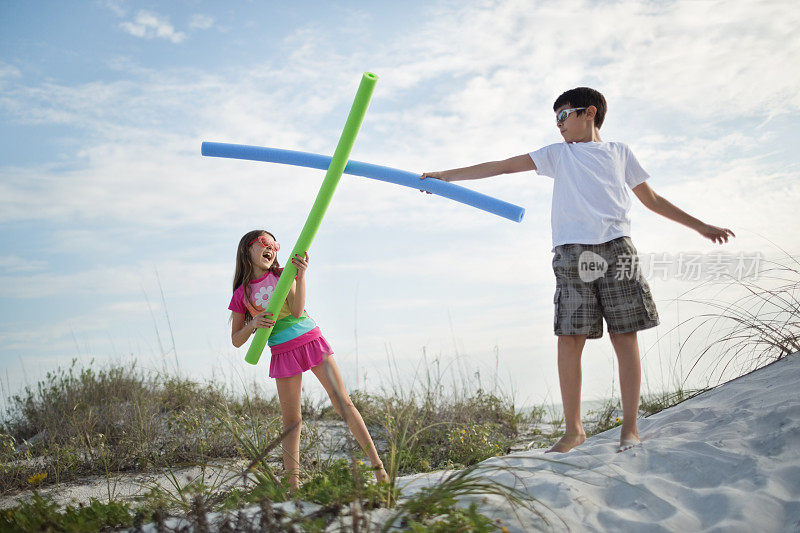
[243,72,378,365]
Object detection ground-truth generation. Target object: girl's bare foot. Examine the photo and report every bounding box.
[284,470,300,492]
[546,433,586,453]
[372,463,389,483]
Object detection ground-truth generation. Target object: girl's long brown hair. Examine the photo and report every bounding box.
[232,230,282,321]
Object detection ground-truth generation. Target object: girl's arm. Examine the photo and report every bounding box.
[421,154,536,182]
[231,311,275,347]
[632,182,735,244]
[286,253,309,318]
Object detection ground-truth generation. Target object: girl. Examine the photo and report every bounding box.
[229,229,388,489]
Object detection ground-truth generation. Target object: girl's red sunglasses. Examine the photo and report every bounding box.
[248,235,280,251]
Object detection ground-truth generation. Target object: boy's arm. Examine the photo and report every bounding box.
[632,182,735,244]
[421,154,536,182]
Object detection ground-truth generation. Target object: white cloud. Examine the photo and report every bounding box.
[0,62,22,92]
[120,10,186,43]
[371,0,800,129]
[189,14,214,30]
[0,256,47,273]
[0,297,166,356]
[0,258,231,300]
[0,62,22,79]
[99,0,127,17]
[3,0,798,264]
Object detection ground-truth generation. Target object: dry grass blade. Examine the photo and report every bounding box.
[665,253,800,387]
[243,420,299,477]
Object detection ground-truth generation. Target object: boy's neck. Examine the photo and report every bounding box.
[572,128,602,143]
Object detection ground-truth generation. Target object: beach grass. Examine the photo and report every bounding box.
[674,250,800,386]
[0,357,534,531]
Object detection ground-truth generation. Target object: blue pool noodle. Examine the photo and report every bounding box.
[201,142,525,223]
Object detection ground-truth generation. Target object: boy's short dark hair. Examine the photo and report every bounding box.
[553,87,607,128]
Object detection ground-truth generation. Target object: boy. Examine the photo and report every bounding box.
[421,87,734,453]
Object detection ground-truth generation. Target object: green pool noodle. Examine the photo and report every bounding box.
[245,72,378,365]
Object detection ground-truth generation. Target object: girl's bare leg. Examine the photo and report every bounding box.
[275,373,303,490]
[311,356,389,482]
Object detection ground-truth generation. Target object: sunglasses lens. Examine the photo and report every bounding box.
[259,237,279,251]
[557,111,567,123]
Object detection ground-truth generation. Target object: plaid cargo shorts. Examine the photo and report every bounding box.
[552,236,659,339]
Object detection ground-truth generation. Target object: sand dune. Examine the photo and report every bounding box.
[397,352,800,531]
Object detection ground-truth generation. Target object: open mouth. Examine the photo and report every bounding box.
[262,250,274,261]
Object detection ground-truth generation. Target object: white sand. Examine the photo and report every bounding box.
[397,352,800,531]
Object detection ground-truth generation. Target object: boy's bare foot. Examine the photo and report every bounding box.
[617,435,641,453]
[546,433,586,453]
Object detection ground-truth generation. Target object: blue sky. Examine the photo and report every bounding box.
[1,0,798,409]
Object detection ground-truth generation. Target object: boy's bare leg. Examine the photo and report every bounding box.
[548,334,588,453]
[609,331,642,449]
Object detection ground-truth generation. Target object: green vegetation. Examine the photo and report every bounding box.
[383,464,544,532]
[0,494,138,533]
[361,387,516,480]
[0,360,282,493]
[0,358,529,531]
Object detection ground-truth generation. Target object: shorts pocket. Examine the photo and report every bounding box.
[637,281,658,321]
[553,287,562,330]
[552,250,563,275]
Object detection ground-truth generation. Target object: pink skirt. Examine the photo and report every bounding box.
[268,327,333,378]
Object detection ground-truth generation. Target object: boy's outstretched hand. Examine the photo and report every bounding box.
[698,223,735,244]
[420,171,447,181]
[419,172,446,194]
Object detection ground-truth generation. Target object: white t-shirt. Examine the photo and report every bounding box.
[529,141,649,249]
